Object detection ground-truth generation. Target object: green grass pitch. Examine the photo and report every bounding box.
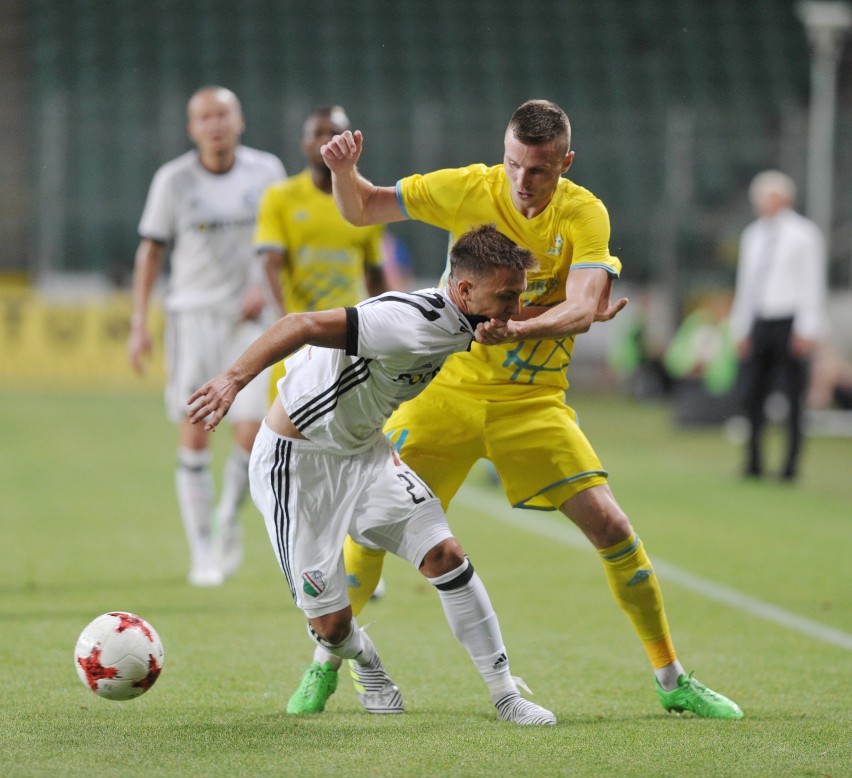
[1,388,850,776]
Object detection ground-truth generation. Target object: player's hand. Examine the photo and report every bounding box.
[594,276,629,323]
[474,318,522,345]
[187,375,239,431]
[127,324,152,374]
[791,334,817,359]
[240,286,266,321]
[321,130,363,172]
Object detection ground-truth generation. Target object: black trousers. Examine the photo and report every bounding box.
[739,317,810,478]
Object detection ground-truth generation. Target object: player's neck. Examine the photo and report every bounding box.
[312,167,333,194]
[198,148,237,174]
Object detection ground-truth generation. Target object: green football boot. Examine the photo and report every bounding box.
[286,661,339,714]
[656,673,744,719]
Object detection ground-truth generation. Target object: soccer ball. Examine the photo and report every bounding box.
[74,612,165,700]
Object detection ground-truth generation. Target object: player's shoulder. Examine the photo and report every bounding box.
[264,169,306,194]
[236,145,286,177]
[152,150,198,182]
[553,177,608,216]
[359,288,453,320]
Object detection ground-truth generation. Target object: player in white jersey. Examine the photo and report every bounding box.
[187,225,556,724]
[128,86,286,587]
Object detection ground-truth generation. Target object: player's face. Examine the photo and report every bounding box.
[187,90,244,156]
[303,111,349,171]
[464,267,527,322]
[503,131,573,218]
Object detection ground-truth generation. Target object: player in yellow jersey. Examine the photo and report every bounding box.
[255,105,387,323]
[255,105,387,398]
[287,99,743,720]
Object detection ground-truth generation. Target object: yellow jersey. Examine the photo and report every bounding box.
[255,170,384,312]
[397,164,621,391]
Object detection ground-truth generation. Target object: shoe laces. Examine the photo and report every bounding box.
[302,663,329,695]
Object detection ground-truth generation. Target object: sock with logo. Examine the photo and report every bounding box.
[344,534,387,616]
[428,557,517,703]
[598,533,677,669]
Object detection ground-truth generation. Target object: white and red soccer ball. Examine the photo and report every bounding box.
[74,612,164,700]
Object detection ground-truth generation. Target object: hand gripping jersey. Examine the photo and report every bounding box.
[397,164,621,392]
[276,289,481,455]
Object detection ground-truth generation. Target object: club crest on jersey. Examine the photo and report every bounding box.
[302,570,326,597]
[546,234,564,256]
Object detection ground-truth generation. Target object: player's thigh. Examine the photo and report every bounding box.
[486,393,606,509]
[384,384,486,508]
[350,443,453,571]
[248,426,354,617]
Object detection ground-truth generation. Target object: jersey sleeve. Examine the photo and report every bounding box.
[254,184,287,254]
[138,166,176,243]
[396,167,472,229]
[567,198,622,277]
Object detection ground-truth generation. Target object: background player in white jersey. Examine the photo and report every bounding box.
[187,225,556,724]
[128,86,286,586]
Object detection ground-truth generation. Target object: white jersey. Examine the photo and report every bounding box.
[278,288,483,454]
[139,146,286,315]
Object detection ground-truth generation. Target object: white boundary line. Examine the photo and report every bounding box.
[455,483,852,651]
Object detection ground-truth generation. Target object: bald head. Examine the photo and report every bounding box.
[186,86,245,170]
[749,170,796,218]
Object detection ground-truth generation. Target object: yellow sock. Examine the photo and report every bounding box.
[344,535,387,617]
[598,533,677,669]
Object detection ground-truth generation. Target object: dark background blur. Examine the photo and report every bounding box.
[1,0,850,302]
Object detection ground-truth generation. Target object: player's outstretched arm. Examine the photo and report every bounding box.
[321,130,405,227]
[475,268,627,344]
[187,308,348,431]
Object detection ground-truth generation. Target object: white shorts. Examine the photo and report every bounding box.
[249,421,453,617]
[164,309,271,424]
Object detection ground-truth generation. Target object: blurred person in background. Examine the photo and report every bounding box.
[254,104,388,408]
[729,170,828,482]
[287,99,743,721]
[127,86,285,586]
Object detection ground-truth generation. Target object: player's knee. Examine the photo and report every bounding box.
[308,609,352,646]
[560,487,633,549]
[418,537,465,578]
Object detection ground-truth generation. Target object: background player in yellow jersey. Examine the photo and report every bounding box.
[286,99,743,720]
[255,105,386,327]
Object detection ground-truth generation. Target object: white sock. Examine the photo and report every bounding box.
[176,447,214,565]
[312,645,343,671]
[429,559,517,704]
[216,446,251,531]
[307,618,378,666]
[655,660,686,691]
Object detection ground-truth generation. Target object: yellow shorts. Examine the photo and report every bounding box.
[268,359,285,406]
[384,382,607,511]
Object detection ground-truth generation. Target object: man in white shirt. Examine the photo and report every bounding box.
[187,225,558,725]
[729,170,828,481]
[128,86,286,585]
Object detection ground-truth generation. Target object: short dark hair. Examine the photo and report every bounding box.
[508,99,570,150]
[450,224,537,278]
[306,105,350,130]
